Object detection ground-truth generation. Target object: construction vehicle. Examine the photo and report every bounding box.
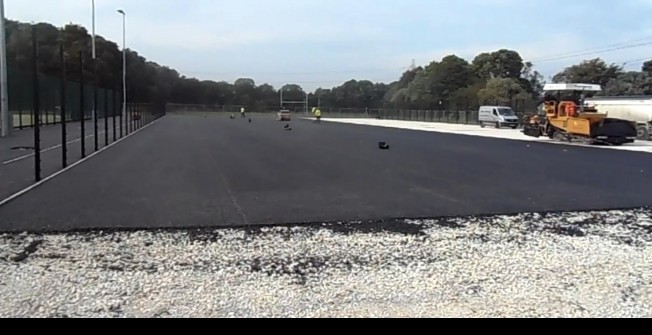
[523,83,637,145]
[584,96,652,140]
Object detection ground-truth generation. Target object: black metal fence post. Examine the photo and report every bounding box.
[132,104,136,131]
[93,60,98,152]
[79,51,86,159]
[32,26,41,182]
[119,90,123,138]
[59,44,67,168]
[126,103,131,135]
[112,89,117,142]
[137,104,141,129]
[104,88,109,146]
[129,104,133,133]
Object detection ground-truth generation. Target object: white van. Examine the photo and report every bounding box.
[478,106,520,129]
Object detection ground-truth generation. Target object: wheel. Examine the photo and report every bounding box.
[495,122,501,129]
[552,131,568,142]
[511,125,518,129]
[637,125,650,141]
[480,122,486,128]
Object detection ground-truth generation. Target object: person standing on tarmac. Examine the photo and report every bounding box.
[313,107,322,124]
[240,107,246,118]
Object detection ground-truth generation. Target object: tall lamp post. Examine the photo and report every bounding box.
[0,0,10,137]
[91,0,96,59]
[117,9,126,133]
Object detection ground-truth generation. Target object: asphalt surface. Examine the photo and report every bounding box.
[0,116,143,200]
[1,114,652,233]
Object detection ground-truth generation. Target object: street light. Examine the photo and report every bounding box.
[91,0,96,59]
[117,9,126,134]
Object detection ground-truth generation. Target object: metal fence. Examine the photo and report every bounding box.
[166,103,249,114]
[0,25,165,188]
[166,104,531,127]
[7,65,117,129]
[315,107,529,126]
[165,103,309,115]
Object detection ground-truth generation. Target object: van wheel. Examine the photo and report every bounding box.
[495,122,501,129]
[511,125,518,129]
[480,122,485,128]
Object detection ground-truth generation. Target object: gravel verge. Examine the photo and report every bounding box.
[1,209,651,318]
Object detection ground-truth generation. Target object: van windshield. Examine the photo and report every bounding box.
[498,108,515,116]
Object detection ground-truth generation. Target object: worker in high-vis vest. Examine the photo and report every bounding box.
[240,107,246,118]
[313,107,322,124]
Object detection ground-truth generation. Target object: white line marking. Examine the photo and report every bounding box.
[0,117,164,208]
[1,131,110,165]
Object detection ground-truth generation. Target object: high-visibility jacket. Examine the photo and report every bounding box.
[314,109,321,117]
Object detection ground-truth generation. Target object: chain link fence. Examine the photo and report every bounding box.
[310,108,528,126]
[166,104,249,115]
[166,103,312,115]
[164,104,531,127]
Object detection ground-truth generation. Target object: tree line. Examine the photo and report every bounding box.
[6,20,652,113]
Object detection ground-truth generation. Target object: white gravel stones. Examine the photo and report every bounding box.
[1,208,651,318]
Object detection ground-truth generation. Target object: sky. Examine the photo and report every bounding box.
[5,0,652,91]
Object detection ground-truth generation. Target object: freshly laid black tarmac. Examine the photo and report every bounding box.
[1,114,652,233]
[0,117,133,200]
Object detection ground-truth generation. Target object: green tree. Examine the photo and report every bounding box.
[552,58,623,87]
[405,70,436,109]
[280,84,305,107]
[472,49,524,79]
[256,84,278,109]
[478,77,530,107]
[401,55,473,109]
[313,88,334,107]
[642,60,652,74]
[602,72,647,96]
[450,81,485,111]
[233,78,257,106]
[520,61,545,97]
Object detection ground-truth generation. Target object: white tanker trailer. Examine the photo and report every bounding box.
[584,96,652,140]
